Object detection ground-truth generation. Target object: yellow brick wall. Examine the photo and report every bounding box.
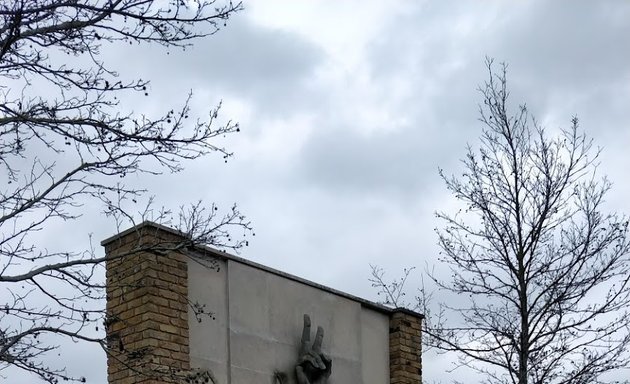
[105,227,190,384]
[389,310,422,384]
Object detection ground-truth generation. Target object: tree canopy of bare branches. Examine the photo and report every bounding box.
[428,60,630,384]
[0,1,251,382]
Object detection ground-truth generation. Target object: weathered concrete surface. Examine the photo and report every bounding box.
[187,256,229,383]
[187,255,390,384]
[361,309,390,384]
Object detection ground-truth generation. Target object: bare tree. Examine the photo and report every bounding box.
[428,60,630,384]
[369,265,418,310]
[0,1,251,382]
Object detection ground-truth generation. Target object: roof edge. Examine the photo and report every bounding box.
[392,306,425,319]
[100,220,188,246]
[101,222,425,318]
[189,246,398,316]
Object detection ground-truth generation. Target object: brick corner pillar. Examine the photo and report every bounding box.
[389,308,423,384]
[102,222,190,384]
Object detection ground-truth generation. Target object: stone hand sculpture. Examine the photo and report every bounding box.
[296,314,332,384]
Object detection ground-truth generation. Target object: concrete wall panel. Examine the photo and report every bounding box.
[228,260,270,335]
[328,358,362,384]
[187,256,229,383]
[361,308,390,384]
[188,256,391,384]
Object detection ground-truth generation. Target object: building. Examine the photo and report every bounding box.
[102,221,422,384]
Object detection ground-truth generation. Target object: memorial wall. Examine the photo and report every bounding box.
[103,222,422,384]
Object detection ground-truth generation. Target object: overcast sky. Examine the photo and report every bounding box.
[31,1,630,383]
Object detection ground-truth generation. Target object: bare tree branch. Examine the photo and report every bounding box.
[0,1,251,382]
[427,59,630,384]
[372,59,630,384]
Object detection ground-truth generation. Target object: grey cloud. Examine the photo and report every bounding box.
[362,0,630,186]
[488,0,630,139]
[293,123,450,201]
[82,12,329,178]
[184,17,324,92]
[493,1,630,90]
[109,14,326,118]
[368,0,630,111]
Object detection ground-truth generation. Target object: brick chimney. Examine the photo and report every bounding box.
[102,223,191,384]
[389,309,423,384]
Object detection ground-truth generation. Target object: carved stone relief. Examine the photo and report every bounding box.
[295,314,332,384]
